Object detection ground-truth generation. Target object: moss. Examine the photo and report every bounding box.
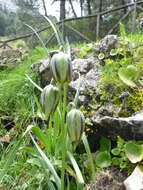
[117,110,130,117]
[127,89,143,112]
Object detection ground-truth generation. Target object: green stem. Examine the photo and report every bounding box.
[58,83,62,113]
[82,132,96,190]
[61,82,68,190]
[48,116,53,154]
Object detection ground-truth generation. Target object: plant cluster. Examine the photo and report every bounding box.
[95,136,143,171]
[1,19,143,189]
[0,17,96,190]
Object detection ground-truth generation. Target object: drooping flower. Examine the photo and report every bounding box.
[40,84,59,119]
[66,109,85,142]
[50,52,72,84]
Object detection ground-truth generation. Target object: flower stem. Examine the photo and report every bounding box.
[61,82,68,190]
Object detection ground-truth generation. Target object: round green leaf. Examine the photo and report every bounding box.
[95,151,111,168]
[111,148,121,156]
[125,142,143,163]
[100,137,111,152]
[112,157,121,166]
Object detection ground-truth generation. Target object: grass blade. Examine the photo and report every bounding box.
[82,132,96,190]
[67,151,84,190]
[26,74,43,92]
[29,133,61,189]
[25,23,50,57]
[0,138,24,182]
[32,126,50,152]
[44,16,64,49]
[37,157,56,190]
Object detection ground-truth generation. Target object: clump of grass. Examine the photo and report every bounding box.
[0,137,46,189]
[128,31,143,45]
[0,46,47,125]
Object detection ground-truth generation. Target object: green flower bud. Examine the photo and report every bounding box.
[40,84,59,119]
[50,52,72,84]
[66,109,85,142]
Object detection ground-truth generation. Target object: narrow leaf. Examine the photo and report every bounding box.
[0,138,24,182]
[32,126,50,151]
[44,16,64,48]
[29,133,61,189]
[67,151,84,190]
[25,23,50,57]
[26,74,43,92]
[37,157,56,190]
[82,132,96,190]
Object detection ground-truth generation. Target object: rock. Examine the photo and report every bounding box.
[0,48,27,70]
[87,111,143,150]
[69,57,101,90]
[31,57,52,85]
[69,57,101,105]
[119,91,130,99]
[93,35,135,58]
[95,104,115,117]
[123,165,143,190]
[0,49,20,59]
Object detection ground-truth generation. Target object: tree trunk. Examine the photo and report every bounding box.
[60,0,66,20]
[99,0,102,20]
[69,0,77,17]
[80,0,83,16]
[87,0,92,15]
[42,0,48,17]
[99,0,102,12]
[121,0,127,14]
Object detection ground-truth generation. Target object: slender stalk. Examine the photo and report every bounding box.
[82,132,96,190]
[61,82,68,190]
[48,116,53,153]
[26,74,43,92]
[43,119,50,152]
[25,24,50,57]
[58,83,62,114]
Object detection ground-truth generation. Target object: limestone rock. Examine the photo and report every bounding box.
[0,48,27,69]
[123,165,143,190]
[69,57,101,105]
[87,111,143,150]
[93,35,135,58]
[69,57,101,90]
[31,57,52,85]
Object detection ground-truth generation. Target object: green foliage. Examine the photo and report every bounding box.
[125,142,143,163]
[111,136,129,169]
[96,137,130,169]
[100,24,143,95]
[128,32,143,45]
[118,65,138,87]
[96,152,111,168]
[127,89,143,112]
[99,137,111,152]
[98,53,105,60]
[95,137,112,168]
[0,47,46,124]
[1,17,143,190]
[15,40,27,49]
[77,43,94,58]
[4,18,88,189]
[0,138,47,189]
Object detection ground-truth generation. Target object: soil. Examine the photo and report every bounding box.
[85,165,128,190]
